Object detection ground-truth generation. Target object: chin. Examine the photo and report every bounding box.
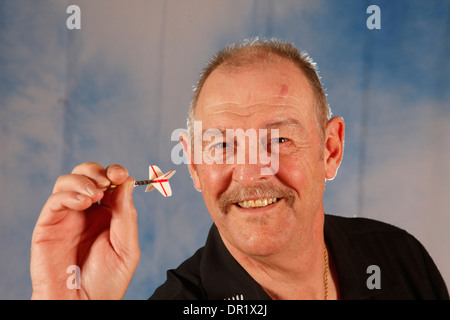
[220,218,295,258]
[232,234,290,258]
[212,199,299,257]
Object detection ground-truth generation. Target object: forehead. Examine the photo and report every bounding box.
[195,58,316,129]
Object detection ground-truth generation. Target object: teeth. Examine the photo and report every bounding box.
[238,198,278,208]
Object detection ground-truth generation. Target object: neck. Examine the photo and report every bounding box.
[221,213,335,300]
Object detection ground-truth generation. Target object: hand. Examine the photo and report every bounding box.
[30,162,140,299]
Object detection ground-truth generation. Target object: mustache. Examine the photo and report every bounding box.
[218,183,295,213]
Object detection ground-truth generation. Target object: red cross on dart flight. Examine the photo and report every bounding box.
[141,165,176,197]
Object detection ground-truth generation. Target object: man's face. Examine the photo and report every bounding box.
[186,58,330,257]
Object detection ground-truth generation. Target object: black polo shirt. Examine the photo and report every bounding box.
[149,214,449,300]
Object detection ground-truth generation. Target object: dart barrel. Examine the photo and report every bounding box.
[108,179,152,189]
[134,180,152,186]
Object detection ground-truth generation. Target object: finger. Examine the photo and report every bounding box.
[105,164,129,186]
[37,191,95,226]
[50,191,94,211]
[53,174,106,199]
[71,162,111,188]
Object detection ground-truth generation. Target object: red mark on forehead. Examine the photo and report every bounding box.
[279,84,289,97]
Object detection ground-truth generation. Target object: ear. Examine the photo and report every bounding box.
[324,117,345,180]
[180,131,202,191]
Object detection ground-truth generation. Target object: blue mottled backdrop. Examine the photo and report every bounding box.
[0,0,449,299]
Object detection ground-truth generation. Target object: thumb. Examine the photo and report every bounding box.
[109,177,140,261]
[111,176,135,213]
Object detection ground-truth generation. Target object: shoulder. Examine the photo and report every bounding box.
[149,247,207,300]
[325,214,423,249]
[325,214,407,235]
[325,214,449,299]
[325,214,428,265]
[149,223,271,300]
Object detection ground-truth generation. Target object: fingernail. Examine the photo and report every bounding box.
[109,165,127,175]
[76,193,89,202]
[98,180,110,188]
[125,179,135,197]
[86,183,98,196]
[94,174,110,188]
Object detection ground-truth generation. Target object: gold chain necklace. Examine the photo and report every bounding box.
[323,244,329,300]
[264,245,330,300]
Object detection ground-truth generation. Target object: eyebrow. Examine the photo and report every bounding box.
[201,118,304,136]
[201,128,228,137]
[264,118,304,131]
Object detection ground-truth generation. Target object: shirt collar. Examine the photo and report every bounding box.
[200,224,271,300]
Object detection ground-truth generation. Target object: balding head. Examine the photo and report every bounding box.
[187,38,332,143]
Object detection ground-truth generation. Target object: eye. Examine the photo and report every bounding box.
[212,142,230,149]
[206,141,234,154]
[272,137,290,144]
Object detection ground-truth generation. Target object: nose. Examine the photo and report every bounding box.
[229,130,279,185]
[231,144,276,186]
[232,163,268,186]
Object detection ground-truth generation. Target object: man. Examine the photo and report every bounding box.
[30,38,448,300]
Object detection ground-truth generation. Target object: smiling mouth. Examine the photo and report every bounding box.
[236,198,279,208]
